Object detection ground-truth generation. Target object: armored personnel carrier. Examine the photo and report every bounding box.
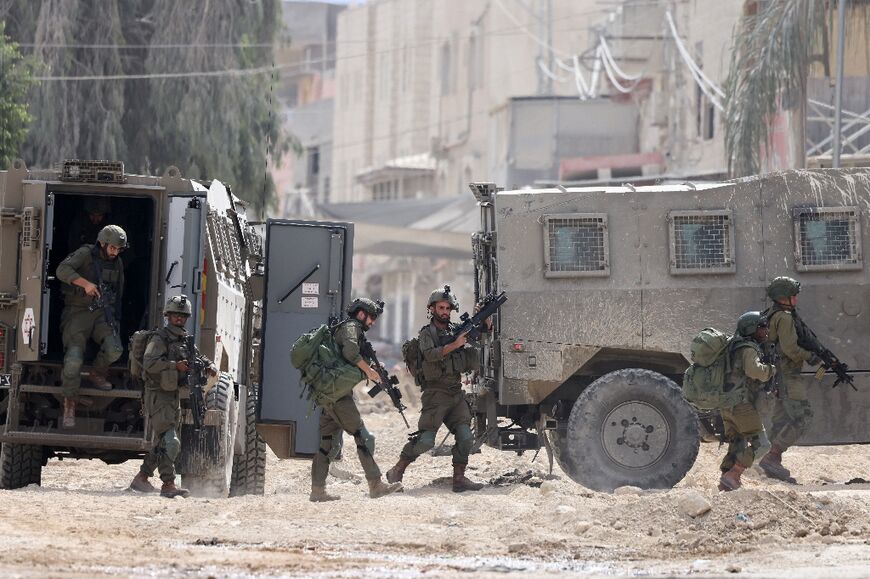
[0,159,354,494]
[469,169,870,491]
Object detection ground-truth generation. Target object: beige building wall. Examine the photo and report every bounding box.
[332,0,605,202]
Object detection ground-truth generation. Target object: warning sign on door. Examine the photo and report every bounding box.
[22,308,34,345]
[302,282,320,295]
[301,296,319,309]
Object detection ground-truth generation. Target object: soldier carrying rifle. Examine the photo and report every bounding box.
[55,224,128,428]
[129,295,216,498]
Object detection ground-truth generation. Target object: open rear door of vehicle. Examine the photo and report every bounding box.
[257,219,353,458]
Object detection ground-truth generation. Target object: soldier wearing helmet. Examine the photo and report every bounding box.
[308,296,402,502]
[717,311,776,491]
[386,285,489,493]
[758,276,821,483]
[129,295,216,498]
[68,196,112,250]
[55,224,129,428]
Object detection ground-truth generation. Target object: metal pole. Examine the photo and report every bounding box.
[832,0,847,168]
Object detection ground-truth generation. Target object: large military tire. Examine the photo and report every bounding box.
[559,368,699,492]
[181,373,239,497]
[229,386,266,497]
[0,443,43,489]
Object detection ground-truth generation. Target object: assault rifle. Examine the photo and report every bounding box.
[792,311,856,391]
[361,341,410,429]
[760,342,781,395]
[451,291,507,341]
[89,282,120,338]
[184,334,209,430]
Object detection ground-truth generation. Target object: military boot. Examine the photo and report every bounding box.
[129,472,158,493]
[386,457,413,484]
[452,464,485,492]
[309,485,340,502]
[719,464,746,491]
[89,371,113,391]
[62,398,76,429]
[758,446,797,483]
[367,477,402,498]
[160,480,190,498]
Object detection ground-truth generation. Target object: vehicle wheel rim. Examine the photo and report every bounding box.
[601,401,670,469]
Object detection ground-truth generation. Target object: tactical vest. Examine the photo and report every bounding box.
[144,326,189,392]
[723,338,764,404]
[60,244,123,308]
[418,322,478,391]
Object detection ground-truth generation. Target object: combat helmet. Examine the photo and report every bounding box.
[736,311,767,337]
[346,297,384,318]
[97,224,128,248]
[766,276,801,301]
[164,295,193,316]
[427,285,459,311]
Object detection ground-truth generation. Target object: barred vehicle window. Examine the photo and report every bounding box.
[543,214,609,278]
[668,210,735,275]
[793,207,862,272]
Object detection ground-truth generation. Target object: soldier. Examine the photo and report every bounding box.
[55,224,127,428]
[386,285,486,493]
[129,295,216,498]
[758,276,821,483]
[309,298,403,502]
[67,197,111,250]
[718,312,776,491]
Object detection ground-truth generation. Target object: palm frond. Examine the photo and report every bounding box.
[724,0,827,177]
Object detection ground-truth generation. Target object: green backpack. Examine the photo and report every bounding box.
[291,323,364,407]
[129,328,160,385]
[682,328,733,410]
[401,335,424,386]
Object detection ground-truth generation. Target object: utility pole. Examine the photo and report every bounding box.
[832,0,847,168]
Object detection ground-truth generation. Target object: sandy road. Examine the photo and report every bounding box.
[2,406,870,578]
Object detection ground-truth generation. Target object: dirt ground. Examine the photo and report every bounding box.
[3,397,870,578]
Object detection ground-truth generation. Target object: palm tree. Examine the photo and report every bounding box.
[724,0,827,177]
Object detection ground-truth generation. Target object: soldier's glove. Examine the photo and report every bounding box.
[807,355,822,367]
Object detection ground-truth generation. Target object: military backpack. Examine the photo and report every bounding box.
[682,328,733,410]
[129,328,160,385]
[401,335,424,386]
[290,323,364,407]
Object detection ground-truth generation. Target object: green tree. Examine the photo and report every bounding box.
[0,20,33,169]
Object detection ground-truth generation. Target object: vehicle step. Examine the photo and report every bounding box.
[19,384,141,399]
[0,430,150,451]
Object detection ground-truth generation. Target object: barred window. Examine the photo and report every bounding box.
[668,210,735,275]
[793,207,862,272]
[543,213,609,277]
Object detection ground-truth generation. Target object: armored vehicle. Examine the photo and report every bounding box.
[469,169,870,491]
[0,159,354,494]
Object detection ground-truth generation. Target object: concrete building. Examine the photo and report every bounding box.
[274,1,345,217]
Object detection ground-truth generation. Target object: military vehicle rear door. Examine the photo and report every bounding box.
[258,220,353,458]
[164,192,208,340]
[16,184,51,361]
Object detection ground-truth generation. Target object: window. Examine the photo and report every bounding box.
[440,41,452,96]
[793,207,862,271]
[668,210,735,275]
[543,213,609,277]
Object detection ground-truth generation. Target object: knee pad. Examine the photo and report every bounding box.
[327,433,343,461]
[354,426,375,456]
[753,431,772,461]
[411,430,437,454]
[454,424,474,455]
[162,428,181,461]
[62,346,85,377]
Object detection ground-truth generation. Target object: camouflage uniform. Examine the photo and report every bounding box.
[138,324,193,483]
[398,322,478,466]
[55,243,125,399]
[767,304,815,450]
[720,344,774,473]
[311,319,381,484]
